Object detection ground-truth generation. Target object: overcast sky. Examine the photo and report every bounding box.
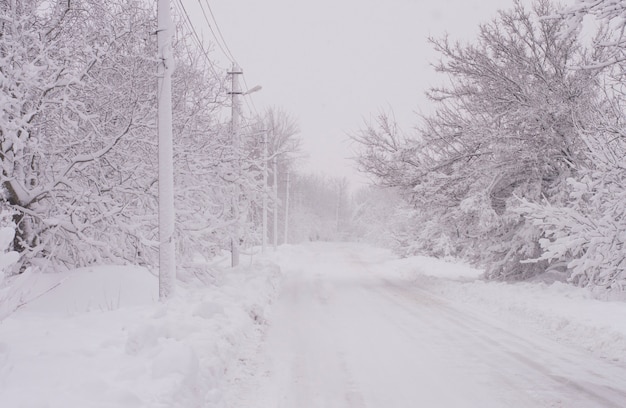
[189,0,534,185]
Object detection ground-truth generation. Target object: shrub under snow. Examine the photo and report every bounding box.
[520,166,626,290]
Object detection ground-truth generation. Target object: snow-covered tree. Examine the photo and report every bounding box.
[284,173,356,243]
[0,0,233,274]
[559,0,626,74]
[506,0,626,289]
[514,4,626,288]
[0,0,154,269]
[348,186,405,247]
[353,0,600,280]
[517,108,626,289]
[244,108,301,247]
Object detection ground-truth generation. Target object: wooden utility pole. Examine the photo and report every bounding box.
[228,63,243,267]
[157,0,176,300]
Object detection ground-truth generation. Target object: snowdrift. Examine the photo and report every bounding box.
[0,256,282,408]
[380,253,626,363]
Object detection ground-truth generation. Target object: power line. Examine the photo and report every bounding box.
[203,0,237,63]
[196,0,234,64]
[198,0,259,116]
[174,0,261,119]
[172,0,221,79]
[199,0,260,117]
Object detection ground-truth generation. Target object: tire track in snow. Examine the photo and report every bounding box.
[377,277,626,408]
[226,244,626,407]
[230,264,370,408]
[310,271,368,408]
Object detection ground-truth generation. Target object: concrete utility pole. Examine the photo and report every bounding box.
[272,155,278,250]
[228,63,243,267]
[157,0,176,300]
[284,169,290,245]
[262,130,268,253]
[335,183,341,233]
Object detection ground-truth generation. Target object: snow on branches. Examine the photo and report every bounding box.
[0,0,237,272]
[558,0,626,71]
[519,165,626,290]
[352,0,626,290]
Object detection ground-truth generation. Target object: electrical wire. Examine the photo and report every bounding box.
[202,0,237,63]
[196,0,235,64]
[174,0,261,119]
[172,0,222,79]
[200,0,261,117]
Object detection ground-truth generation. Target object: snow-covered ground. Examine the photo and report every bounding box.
[2,242,626,407]
[224,242,626,407]
[0,251,285,408]
[377,252,626,364]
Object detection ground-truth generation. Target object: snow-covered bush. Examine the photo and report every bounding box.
[520,162,626,290]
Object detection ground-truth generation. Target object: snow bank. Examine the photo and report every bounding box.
[382,254,484,281]
[16,265,159,314]
[0,227,19,273]
[382,253,626,363]
[428,278,626,362]
[5,242,625,407]
[0,258,282,408]
[0,226,22,321]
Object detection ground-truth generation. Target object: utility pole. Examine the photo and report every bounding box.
[157,0,176,300]
[272,155,278,250]
[283,169,290,245]
[262,130,268,253]
[228,63,243,267]
[335,182,341,233]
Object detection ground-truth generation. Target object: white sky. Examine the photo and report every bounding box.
[188,0,535,185]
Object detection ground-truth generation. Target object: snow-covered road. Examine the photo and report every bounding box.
[227,243,626,408]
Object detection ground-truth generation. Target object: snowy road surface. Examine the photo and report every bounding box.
[226,243,626,408]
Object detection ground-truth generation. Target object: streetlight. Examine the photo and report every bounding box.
[244,85,262,95]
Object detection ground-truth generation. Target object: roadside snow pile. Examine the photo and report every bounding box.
[0,227,19,273]
[382,254,484,281]
[0,258,282,408]
[383,254,626,363]
[0,226,22,321]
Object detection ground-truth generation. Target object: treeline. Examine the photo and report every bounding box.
[285,173,353,243]
[0,1,301,274]
[352,0,626,290]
